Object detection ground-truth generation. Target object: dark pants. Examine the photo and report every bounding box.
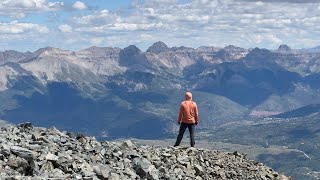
[174,122,195,147]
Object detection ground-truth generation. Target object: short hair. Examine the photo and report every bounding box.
[185,91,192,99]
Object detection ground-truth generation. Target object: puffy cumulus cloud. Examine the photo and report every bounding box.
[0,0,64,10]
[58,24,72,32]
[4,0,320,51]
[75,22,164,32]
[247,34,282,44]
[131,0,179,8]
[0,0,64,18]
[0,21,49,34]
[72,10,121,26]
[72,1,87,10]
[71,1,212,33]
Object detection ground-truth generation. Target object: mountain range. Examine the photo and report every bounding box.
[0,41,320,139]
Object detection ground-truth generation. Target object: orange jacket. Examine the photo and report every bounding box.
[178,100,199,124]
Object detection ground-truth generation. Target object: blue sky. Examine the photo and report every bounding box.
[0,0,320,52]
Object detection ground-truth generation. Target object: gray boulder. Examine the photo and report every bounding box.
[10,146,34,161]
[0,123,292,180]
[133,157,159,180]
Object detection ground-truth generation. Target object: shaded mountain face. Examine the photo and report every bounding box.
[277,44,292,52]
[305,73,320,89]
[189,49,303,107]
[0,42,319,139]
[300,45,320,53]
[2,82,168,139]
[192,63,301,107]
[214,45,249,62]
[0,50,32,65]
[146,41,170,54]
[272,47,320,76]
[273,104,320,118]
[77,46,121,58]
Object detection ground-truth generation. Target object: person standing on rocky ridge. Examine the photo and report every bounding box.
[174,91,199,147]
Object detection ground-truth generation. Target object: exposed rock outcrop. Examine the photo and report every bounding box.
[277,45,291,52]
[0,122,291,179]
[0,50,32,65]
[146,41,170,54]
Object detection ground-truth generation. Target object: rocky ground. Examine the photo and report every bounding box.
[0,122,291,179]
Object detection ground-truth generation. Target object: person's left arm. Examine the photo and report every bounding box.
[194,102,199,125]
[178,103,183,124]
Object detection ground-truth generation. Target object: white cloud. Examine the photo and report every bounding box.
[0,0,64,18]
[72,1,87,10]
[0,21,49,34]
[58,24,72,32]
[72,10,121,25]
[268,35,282,44]
[0,0,64,10]
[58,0,320,49]
[250,34,282,44]
[2,0,320,51]
[14,12,27,19]
[89,37,104,45]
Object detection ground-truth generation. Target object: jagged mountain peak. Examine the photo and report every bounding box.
[118,45,149,67]
[219,45,248,53]
[196,46,221,52]
[223,45,245,51]
[2,50,22,54]
[81,46,120,52]
[277,44,292,51]
[243,47,276,66]
[32,47,73,57]
[249,47,271,54]
[0,50,29,56]
[171,46,194,52]
[146,41,170,54]
[121,45,142,56]
[245,48,275,61]
[34,46,58,53]
[213,45,249,61]
[77,46,121,57]
[0,50,32,64]
[299,45,320,53]
[83,45,102,52]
